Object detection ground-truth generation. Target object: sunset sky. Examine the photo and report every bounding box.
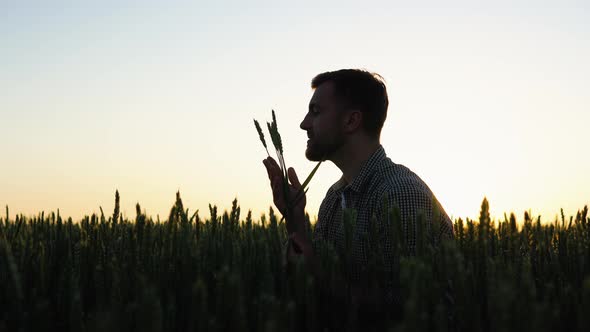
[1,0,588,223]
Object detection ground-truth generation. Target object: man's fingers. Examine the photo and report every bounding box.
[263,159,272,181]
[288,167,301,189]
[263,159,275,179]
[272,179,286,211]
[272,179,281,196]
[266,157,281,170]
[263,158,289,213]
[272,180,279,201]
[263,157,282,181]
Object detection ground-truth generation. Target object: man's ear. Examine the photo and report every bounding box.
[343,110,362,133]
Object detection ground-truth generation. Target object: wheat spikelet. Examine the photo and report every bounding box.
[253,119,270,157]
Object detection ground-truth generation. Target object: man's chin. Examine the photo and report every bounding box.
[305,147,326,162]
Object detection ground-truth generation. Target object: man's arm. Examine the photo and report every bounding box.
[285,210,321,277]
[263,156,317,280]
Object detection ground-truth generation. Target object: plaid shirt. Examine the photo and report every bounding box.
[309,145,454,304]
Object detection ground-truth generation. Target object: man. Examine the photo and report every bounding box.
[263,69,454,328]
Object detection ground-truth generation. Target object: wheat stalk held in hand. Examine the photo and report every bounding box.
[253,110,323,221]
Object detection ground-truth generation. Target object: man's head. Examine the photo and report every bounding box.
[300,69,389,161]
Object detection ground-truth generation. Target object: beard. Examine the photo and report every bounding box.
[305,132,345,162]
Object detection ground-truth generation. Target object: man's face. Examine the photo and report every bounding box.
[300,81,347,161]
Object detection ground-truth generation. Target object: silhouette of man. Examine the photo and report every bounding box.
[263,69,454,329]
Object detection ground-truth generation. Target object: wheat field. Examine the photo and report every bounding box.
[1,192,589,332]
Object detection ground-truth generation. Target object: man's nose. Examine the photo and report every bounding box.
[300,114,310,130]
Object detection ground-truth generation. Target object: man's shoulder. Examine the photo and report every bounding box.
[368,159,434,200]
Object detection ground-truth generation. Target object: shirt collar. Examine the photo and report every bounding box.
[330,145,387,194]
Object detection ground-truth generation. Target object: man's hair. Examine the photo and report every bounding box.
[311,69,389,138]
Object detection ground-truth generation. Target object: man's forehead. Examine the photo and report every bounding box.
[309,81,335,105]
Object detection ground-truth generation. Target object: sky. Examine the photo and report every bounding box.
[1,0,589,224]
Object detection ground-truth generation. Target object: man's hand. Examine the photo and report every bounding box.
[263,157,306,234]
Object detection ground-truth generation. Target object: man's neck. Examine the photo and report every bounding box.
[331,139,381,185]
